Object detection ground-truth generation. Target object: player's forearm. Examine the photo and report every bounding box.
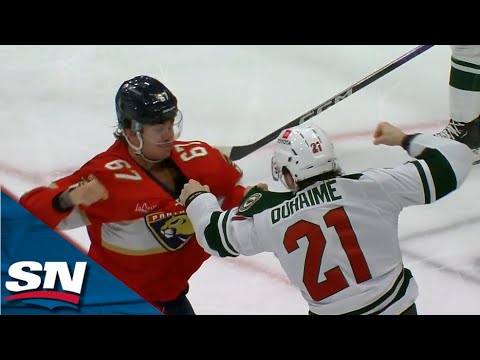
[19,186,73,229]
[185,192,226,257]
[407,133,473,187]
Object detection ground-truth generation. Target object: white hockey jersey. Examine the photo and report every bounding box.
[186,134,473,315]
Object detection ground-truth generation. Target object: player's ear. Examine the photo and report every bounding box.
[284,170,296,190]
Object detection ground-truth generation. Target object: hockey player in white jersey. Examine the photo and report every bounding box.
[179,121,473,315]
[435,45,480,164]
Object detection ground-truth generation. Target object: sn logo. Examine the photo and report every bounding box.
[4,261,87,309]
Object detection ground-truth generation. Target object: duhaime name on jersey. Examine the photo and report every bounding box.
[271,179,342,224]
[4,261,87,309]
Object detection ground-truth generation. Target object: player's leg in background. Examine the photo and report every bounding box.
[435,45,480,164]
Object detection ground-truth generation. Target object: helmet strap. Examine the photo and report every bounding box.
[123,130,164,164]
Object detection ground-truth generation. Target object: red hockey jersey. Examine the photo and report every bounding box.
[19,140,245,304]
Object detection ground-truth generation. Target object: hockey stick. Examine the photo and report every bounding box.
[220,45,435,161]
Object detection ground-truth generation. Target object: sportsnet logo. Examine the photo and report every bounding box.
[4,261,87,310]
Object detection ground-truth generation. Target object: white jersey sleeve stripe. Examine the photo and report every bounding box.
[417,147,458,200]
[411,161,432,204]
[203,211,239,258]
[408,134,473,199]
[218,210,240,256]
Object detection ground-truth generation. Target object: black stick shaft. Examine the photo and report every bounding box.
[227,45,435,161]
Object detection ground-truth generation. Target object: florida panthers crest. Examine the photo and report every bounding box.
[145,211,194,251]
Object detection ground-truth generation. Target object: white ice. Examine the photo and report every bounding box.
[1,45,479,315]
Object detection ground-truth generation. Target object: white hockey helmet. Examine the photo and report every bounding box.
[271,124,338,185]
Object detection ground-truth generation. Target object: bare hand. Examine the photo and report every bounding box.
[244,183,269,195]
[373,122,407,146]
[179,179,211,206]
[69,175,109,206]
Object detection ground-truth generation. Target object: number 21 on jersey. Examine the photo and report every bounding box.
[283,207,372,301]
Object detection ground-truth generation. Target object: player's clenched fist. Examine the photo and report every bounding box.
[179,179,210,207]
[68,175,109,206]
[54,175,108,211]
[244,183,268,195]
[373,122,407,146]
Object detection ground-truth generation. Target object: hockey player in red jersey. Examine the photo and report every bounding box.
[19,75,245,315]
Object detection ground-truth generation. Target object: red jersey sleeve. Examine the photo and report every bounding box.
[19,163,99,229]
[18,141,130,229]
[172,141,245,209]
[221,184,246,210]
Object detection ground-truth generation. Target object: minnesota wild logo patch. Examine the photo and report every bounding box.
[238,193,262,212]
